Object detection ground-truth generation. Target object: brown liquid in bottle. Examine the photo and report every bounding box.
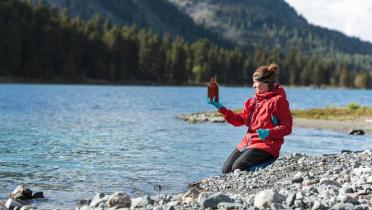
[208,77,219,102]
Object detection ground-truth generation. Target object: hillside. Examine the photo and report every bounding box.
[33,0,225,44]
[168,0,372,55]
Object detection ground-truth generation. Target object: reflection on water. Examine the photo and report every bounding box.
[0,84,372,208]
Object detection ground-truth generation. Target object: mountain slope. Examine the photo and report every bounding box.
[168,0,372,55]
[35,0,224,43]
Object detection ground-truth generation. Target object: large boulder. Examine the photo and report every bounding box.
[10,185,33,200]
[200,192,233,209]
[254,189,285,209]
[106,192,131,208]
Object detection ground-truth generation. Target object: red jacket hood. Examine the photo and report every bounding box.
[255,83,286,100]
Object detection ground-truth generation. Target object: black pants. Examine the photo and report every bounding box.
[222,148,275,174]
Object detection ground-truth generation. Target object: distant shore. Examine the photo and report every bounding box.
[1,76,368,90]
[177,112,372,134]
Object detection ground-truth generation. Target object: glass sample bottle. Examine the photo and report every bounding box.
[208,77,219,102]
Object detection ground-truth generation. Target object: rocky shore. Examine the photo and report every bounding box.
[70,150,371,210]
[1,150,371,210]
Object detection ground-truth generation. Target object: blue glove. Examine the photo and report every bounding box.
[207,97,223,110]
[257,129,270,140]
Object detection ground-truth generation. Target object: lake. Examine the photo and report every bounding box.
[0,84,371,209]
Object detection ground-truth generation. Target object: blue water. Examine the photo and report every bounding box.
[0,84,372,209]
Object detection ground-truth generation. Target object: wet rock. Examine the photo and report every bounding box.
[5,199,23,209]
[31,192,44,199]
[106,192,131,208]
[254,189,285,209]
[200,192,233,209]
[10,185,33,200]
[20,205,37,210]
[348,129,365,135]
[90,193,109,208]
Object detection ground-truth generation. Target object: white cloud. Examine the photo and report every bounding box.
[285,0,372,43]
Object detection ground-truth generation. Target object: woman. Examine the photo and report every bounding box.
[208,63,292,173]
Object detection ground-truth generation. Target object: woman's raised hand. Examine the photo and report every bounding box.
[207,97,223,110]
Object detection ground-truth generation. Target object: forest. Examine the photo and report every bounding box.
[0,0,371,88]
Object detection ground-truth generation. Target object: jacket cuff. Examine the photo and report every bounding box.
[218,106,227,114]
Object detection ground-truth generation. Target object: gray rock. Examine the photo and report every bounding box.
[330,203,354,210]
[311,200,324,210]
[270,203,285,210]
[217,202,244,210]
[10,185,33,200]
[254,190,285,209]
[106,192,131,208]
[5,199,23,209]
[340,186,354,194]
[131,195,154,208]
[294,199,304,208]
[78,206,91,210]
[337,194,359,204]
[286,193,296,206]
[348,129,365,135]
[320,179,342,188]
[182,188,200,203]
[200,192,233,209]
[292,172,304,183]
[20,205,37,210]
[90,193,106,207]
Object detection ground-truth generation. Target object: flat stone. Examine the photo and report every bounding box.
[330,203,354,210]
[200,192,233,209]
[217,202,244,210]
[320,179,342,188]
[5,199,23,209]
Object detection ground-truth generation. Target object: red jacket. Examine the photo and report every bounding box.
[219,84,292,158]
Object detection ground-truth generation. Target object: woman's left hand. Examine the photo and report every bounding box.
[257,129,270,140]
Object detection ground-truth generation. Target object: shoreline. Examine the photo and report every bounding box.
[177,112,372,135]
[73,150,371,209]
[1,151,371,209]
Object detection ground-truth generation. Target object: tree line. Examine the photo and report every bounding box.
[0,0,371,88]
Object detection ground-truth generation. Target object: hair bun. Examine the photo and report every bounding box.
[268,63,279,74]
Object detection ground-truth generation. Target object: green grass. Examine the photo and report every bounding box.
[210,103,372,121]
[292,103,372,120]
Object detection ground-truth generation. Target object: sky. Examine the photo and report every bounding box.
[284,0,372,43]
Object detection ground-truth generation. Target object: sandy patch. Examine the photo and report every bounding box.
[294,117,372,134]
